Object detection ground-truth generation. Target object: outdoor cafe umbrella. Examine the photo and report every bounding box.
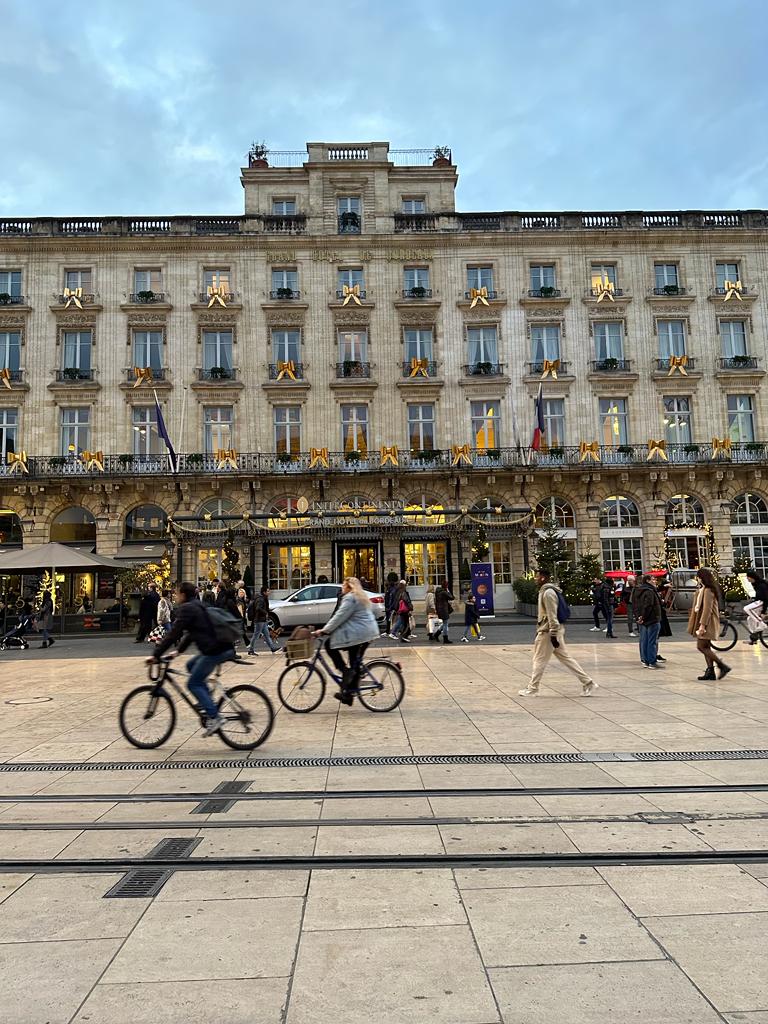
[0,542,123,574]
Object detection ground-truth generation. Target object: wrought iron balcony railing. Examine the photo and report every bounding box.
[197,291,236,304]
[718,356,759,370]
[527,287,561,298]
[338,214,362,234]
[335,289,367,301]
[128,292,166,304]
[464,361,504,377]
[651,285,687,295]
[589,358,632,373]
[0,368,23,382]
[55,368,94,382]
[124,367,167,382]
[528,361,570,375]
[197,367,238,381]
[401,360,438,378]
[268,362,305,380]
[268,289,301,300]
[0,294,26,305]
[587,287,625,297]
[463,289,498,301]
[400,287,433,299]
[335,361,372,379]
[55,292,95,305]
[655,357,696,372]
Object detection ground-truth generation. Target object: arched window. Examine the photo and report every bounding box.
[403,493,445,526]
[267,496,308,529]
[0,510,23,546]
[124,504,167,542]
[535,497,576,530]
[665,494,705,528]
[470,497,506,520]
[599,496,640,529]
[731,492,768,526]
[51,506,96,544]
[199,497,236,520]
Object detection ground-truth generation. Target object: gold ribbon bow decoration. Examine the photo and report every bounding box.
[380,445,399,467]
[215,448,238,470]
[469,287,489,308]
[133,366,153,388]
[7,450,28,474]
[541,358,560,380]
[276,360,297,381]
[0,367,11,390]
[667,354,688,376]
[711,436,732,459]
[594,278,615,302]
[206,285,228,308]
[80,449,105,472]
[342,284,362,306]
[723,279,743,302]
[579,440,600,463]
[646,439,668,462]
[309,446,329,469]
[409,357,429,378]
[62,287,83,308]
[451,443,472,466]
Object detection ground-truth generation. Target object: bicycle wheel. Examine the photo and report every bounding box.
[119,685,176,748]
[758,632,768,650]
[711,621,737,652]
[216,685,274,750]
[356,659,405,712]
[278,661,326,712]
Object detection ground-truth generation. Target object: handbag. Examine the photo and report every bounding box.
[146,625,165,643]
[428,616,443,635]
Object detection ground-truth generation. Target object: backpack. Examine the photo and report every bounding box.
[202,605,242,645]
[546,585,571,624]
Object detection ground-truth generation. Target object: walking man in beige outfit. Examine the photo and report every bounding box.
[519,569,597,697]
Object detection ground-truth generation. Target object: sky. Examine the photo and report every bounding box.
[1,0,767,216]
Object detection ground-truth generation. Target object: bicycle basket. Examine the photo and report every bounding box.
[285,638,314,661]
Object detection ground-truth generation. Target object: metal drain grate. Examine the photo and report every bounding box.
[193,781,251,815]
[634,749,768,762]
[104,837,201,898]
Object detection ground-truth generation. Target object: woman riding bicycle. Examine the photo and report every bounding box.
[313,576,380,705]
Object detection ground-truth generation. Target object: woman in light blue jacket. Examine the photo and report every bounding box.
[315,577,380,704]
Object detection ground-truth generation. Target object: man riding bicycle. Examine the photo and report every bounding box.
[147,581,234,736]
[313,576,380,705]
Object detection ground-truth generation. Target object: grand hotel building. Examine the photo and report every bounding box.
[1,140,768,610]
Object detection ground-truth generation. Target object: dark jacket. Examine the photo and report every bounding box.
[384,583,399,617]
[216,588,241,620]
[154,597,233,657]
[590,582,603,607]
[248,593,268,623]
[138,590,160,626]
[435,585,454,620]
[632,583,662,625]
[751,579,768,613]
[464,601,479,626]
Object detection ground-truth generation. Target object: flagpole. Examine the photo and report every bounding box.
[178,384,188,462]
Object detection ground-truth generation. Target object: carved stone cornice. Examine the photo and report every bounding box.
[190,382,244,400]
[0,314,27,329]
[330,308,371,327]
[49,302,102,317]
[262,382,311,401]
[397,308,438,326]
[263,307,307,327]
[120,301,173,313]
[195,312,239,327]
[191,301,242,314]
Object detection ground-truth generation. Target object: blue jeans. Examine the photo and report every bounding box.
[639,622,660,666]
[186,651,232,720]
[603,605,614,636]
[248,620,278,653]
[392,613,410,638]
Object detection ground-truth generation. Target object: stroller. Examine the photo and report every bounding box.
[0,613,35,650]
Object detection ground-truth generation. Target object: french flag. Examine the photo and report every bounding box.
[531,383,545,451]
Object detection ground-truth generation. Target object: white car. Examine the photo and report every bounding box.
[267,583,386,631]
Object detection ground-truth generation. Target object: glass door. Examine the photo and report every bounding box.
[338,545,378,591]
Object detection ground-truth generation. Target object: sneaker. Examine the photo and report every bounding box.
[48,638,55,647]
[743,639,758,646]
[628,632,638,637]
[246,650,258,656]
[602,628,608,632]
[478,635,486,641]
[717,664,732,680]
[518,687,539,697]
[443,638,453,645]
[399,636,411,643]
[388,633,398,640]
[581,680,598,697]
[203,716,225,736]
[460,636,469,643]
[656,655,666,662]
[589,626,601,632]
[271,647,282,655]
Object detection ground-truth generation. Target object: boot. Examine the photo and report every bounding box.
[442,636,453,644]
[697,667,716,680]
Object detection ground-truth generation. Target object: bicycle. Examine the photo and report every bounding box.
[119,656,274,750]
[711,604,768,653]
[277,638,405,713]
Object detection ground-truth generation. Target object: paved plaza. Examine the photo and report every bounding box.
[0,626,767,1022]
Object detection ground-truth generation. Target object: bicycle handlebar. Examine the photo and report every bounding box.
[148,658,175,682]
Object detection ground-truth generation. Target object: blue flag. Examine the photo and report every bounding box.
[153,391,178,473]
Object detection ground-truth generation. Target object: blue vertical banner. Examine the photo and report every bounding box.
[470,562,495,617]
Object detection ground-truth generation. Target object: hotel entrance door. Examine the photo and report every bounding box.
[337,544,379,591]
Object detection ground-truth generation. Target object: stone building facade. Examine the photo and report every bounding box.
[1,140,768,609]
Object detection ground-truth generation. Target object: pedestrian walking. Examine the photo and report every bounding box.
[656,577,672,661]
[599,575,615,638]
[157,589,173,634]
[389,581,413,642]
[632,573,663,668]
[247,586,281,654]
[461,593,485,642]
[425,584,441,642]
[624,575,638,637]
[37,590,55,649]
[688,567,731,681]
[519,569,596,697]
[235,586,250,645]
[434,579,455,644]
[589,576,604,631]
[135,583,160,643]
[384,574,400,634]
[743,570,768,644]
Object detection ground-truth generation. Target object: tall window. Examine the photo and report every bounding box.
[591,263,617,290]
[203,268,231,294]
[202,330,233,373]
[599,495,641,529]
[530,325,560,363]
[731,492,768,525]
[274,406,301,454]
[535,497,576,529]
[125,504,167,541]
[542,398,565,447]
[599,398,629,446]
[271,329,301,364]
[471,400,500,450]
[407,404,435,450]
[272,198,296,215]
[337,267,364,291]
[132,330,163,371]
[60,407,90,455]
[62,331,92,373]
[467,265,494,291]
[663,396,693,444]
[271,268,298,293]
[594,322,624,361]
[601,537,642,572]
[731,495,768,574]
[466,326,498,366]
[490,542,513,584]
[403,267,430,290]
[403,542,447,588]
[657,320,687,358]
[654,263,679,288]
[727,395,755,442]
[338,329,367,362]
[0,408,17,458]
[337,196,361,232]
[401,197,426,213]
[665,494,705,527]
[132,406,162,456]
[716,261,740,291]
[64,269,92,292]
[530,264,556,290]
[341,404,368,453]
[133,268,162,293]
[204,407,233,452]
[0,270,21,298]
[733,536,768,574]
[0,331,21,371]
[404,328,433,361]
[267,545,312,590]
[720,320,748,358]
